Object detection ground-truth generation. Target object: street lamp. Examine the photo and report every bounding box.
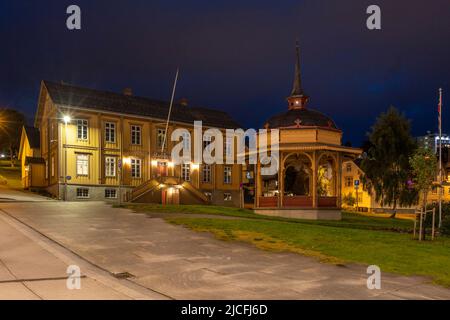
[63,115,71,200]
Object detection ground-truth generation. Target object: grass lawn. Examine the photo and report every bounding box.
[121,203,450,287]
[0,160,21,189]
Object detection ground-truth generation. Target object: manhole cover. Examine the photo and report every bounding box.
[112,272,135,279]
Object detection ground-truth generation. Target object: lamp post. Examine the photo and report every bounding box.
[63,115,71,201]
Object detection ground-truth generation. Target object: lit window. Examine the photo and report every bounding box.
[225,136,233,159]
[105,122,116,143]
[105,157,116,177]
[224,193,232,201]
[202,164,211,183]
[224,166,232,184]
[131,125,141,145]
[346,163,352,173]
[105,189,117,199]
[204,192,212,202]
[76,188,89,198]
[77,119,88,140]
[345,176,353,187]
[157,129,166,149]
[182,131,191,151]
[131,158,141,178]
[182,163,191,181]
[203,134,212,150]
[76,154,89,176]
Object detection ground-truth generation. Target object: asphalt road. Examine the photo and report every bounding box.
[1,186,450,299]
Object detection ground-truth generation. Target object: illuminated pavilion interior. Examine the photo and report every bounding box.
[252,44,361,220]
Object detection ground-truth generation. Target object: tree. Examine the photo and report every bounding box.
[410,148,437,239]
[0,108,26,167]
[410,147,437,210]
[361,106,418,217]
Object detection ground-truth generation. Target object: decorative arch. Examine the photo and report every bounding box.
[283,153,312,196]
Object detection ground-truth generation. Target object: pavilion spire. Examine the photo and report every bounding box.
[291,40,304,96]
[287,40,309,110]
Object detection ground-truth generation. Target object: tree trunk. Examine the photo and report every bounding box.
[9,145,14,167]
[422,191,428,241]
[390,198,397,218]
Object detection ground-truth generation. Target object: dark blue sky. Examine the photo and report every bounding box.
[1,0,449,146]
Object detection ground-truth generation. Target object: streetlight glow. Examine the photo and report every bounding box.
[63,115,71,124]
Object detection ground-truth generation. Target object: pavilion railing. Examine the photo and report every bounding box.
[318,196,337,208]
[283,196,313,207]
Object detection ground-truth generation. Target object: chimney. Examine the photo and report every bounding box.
[123,88,133,96]
[179,98,189,107]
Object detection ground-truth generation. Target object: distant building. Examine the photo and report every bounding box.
[417,131,450,153]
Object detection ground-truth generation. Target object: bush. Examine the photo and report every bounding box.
[425,202,450,235]
[343,192,356,207]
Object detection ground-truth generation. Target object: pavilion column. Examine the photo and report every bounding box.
[312,151,318,208]
[278,153,284,208]
[336,153,342,208]
[255,160,262,208]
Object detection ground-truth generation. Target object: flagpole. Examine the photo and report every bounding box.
[161,68,179,154]
[439,88,443,228]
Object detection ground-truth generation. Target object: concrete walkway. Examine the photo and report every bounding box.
[1,191,450,299]
[0,187,168,299]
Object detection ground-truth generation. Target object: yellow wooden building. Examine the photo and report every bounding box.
[23,80,243,205]
[18,126,46,189]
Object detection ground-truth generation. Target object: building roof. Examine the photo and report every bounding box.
[265,108,339,130]
[23,126,40,149]
[25,156,45,165]
[43,81,241,129]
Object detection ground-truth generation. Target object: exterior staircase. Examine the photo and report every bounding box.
[125,176,208,204]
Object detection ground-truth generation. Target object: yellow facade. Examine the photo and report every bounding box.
[341,161,445,213]
[29,81,242,205]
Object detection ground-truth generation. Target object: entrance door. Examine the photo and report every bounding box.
[157,161,168,177]
[162,188,179,205]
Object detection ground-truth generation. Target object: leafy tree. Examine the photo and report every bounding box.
[0,108,26,167]
[410,147,437,210]
[410,147,437,239]
[361,107,418,217]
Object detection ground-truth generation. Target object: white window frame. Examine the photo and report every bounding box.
[105,156,116,177]
[202,164,211,183]
[225,136,233,158]
[76,188,89,199]
[76,154,89,176]
[105,122,116,143]
[182,131,191,150]
[224,192,232,201]
[77,119,88,140]
[224,166,232,184]
[157,128,166,149]
[105,189,117,199]
[181,163,191,181]
[131,125,141,145]
[203,134,212,150]
[131,158,141,178]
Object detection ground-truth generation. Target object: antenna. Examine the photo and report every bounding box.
[161,68,179,153]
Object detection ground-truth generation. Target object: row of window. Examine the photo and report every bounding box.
[75,154,233,183]
[76,188,116,199]
[75,120,234,154]
[76,188,233,202]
